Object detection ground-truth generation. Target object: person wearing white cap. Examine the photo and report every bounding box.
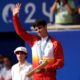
[11,46,33,80]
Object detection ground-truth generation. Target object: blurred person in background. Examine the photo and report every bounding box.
[78,7,80,14]
[0,55,4,79]
[11,46,33,80]
[0,56,12,80]
[50,0,76,25]
[0,55,4,72]
[72,6,80,25]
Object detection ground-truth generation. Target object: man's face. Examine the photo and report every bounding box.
[34,25,47,38]
[3,57,11,67]
[16,51,27,62]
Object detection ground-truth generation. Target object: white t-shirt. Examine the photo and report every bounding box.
[11,61,33,80]
[0,67,12,80]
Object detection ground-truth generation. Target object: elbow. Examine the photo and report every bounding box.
[60,60,64,68]
[16,30,22,37]
[58,59,64,69]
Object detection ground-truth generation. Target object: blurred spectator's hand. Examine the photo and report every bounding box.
[55,0,58,2]
[61,0,67,5]
[78,7,80,14]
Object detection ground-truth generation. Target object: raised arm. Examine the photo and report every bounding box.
[64,4,74,14]
[12,3,37,47]
[61,0,74,14]
[50,1,57,13]
[12,3,21,16]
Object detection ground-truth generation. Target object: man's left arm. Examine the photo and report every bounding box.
[46,41,64,71]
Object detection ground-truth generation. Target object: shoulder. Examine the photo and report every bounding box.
[50,36,62,48]
[26,62,32,67]
[26,62,33,69]
[50,36,59,43]
[11,63,18,70]
[0,67,6,75]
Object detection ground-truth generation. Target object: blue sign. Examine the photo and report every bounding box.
[0,0,55,32]
[0,0,80,32]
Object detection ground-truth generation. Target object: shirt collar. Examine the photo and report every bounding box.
[18,61,28,68]
[41,36,48,41]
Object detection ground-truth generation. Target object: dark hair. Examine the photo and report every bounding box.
[57,0,68,5]
[3,55,11,61]
[57,0,60,4]
[32,20,47,28]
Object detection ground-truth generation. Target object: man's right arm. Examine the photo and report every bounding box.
[12,3,37,47]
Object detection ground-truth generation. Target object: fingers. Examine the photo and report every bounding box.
[15,3,21,10]
[12,3,21,16]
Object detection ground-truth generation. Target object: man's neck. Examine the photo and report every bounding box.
[6,66,11,70]
[19,61,25,65]
[41,33,48,38]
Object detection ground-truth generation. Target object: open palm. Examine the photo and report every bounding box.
[12,3,21,16]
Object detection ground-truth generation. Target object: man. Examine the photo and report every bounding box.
[0,55,4,72]
[11,46,33,80]
[12,3,64,80]
[0,56,12,80]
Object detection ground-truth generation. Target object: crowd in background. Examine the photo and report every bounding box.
[50,0,80,25]
[0,55,12,80]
